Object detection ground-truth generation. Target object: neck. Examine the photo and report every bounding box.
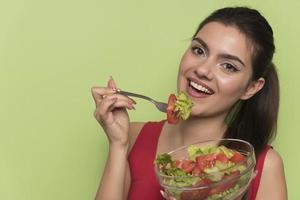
[175,114,227,146]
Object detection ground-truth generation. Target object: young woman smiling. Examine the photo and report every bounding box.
[92,7,287,200]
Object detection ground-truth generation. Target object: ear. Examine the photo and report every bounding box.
[240,77,265,100]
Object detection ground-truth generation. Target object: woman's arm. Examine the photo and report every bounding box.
[92,77,135,200]
[255,149,287,200]
[94,118,144,199]
[123,122,144,198]
[95,143,129,200]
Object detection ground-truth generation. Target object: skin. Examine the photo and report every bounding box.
[92,22,287,200]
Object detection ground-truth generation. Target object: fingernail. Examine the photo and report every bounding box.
[129,102,135,110]
[160,190,166,198]
[131,99,137,104]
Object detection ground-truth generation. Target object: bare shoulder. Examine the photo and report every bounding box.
[128,122,145,151]
[256,148,287,200]
[264,148,284,170]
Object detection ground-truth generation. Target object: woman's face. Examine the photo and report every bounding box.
[178,22,256,117]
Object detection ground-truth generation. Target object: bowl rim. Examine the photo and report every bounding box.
[154,138,256,188]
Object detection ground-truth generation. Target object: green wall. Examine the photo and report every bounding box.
[0,0,299,199]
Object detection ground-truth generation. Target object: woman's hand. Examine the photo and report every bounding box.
[91,77,136,148]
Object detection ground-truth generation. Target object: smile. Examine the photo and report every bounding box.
[188,79,214,95]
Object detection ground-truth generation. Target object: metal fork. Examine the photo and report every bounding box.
[117,89,167,113]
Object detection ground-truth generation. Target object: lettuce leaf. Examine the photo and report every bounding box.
[154,153,172,165]
[174,92,193,120]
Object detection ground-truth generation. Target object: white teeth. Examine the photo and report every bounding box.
[190,81,212,94]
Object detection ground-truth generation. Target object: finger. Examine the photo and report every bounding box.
[251,170,258,180]
[160,190,167,199]
[95,97,134,125]
[97,95,135,115]
[107,76,117,90]
[106,98,135,112]
[96,94,135,116]
[91,86,116,105]
[91,86,116,97]
[95,97,118,125]
[95,93,136,108]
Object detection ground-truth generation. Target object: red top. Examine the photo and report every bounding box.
[248,144,272,200]
[128,121,271,200]
[128,121,164,200]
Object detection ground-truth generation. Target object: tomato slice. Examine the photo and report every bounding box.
[215,153,229,163]
[173,160,182,168]
[230,152,246,164]
[166,94,179,124]
[192,166,203,176]
[181,160,196,173]
[196,154,216,169]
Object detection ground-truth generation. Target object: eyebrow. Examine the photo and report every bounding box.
[192,37,246,67]
[192,37,209,54]
[219,54,245,67]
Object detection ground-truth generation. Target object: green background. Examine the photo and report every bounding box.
[0,0,299,199]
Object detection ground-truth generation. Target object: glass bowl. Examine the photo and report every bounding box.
[154,139,256,200]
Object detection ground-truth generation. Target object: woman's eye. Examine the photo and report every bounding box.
[191,47,205,56]
[222,63,238,72]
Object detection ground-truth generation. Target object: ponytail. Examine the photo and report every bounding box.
[225,63,279,155]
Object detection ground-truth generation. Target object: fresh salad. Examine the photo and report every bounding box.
[154,145,251,200]
[167,92,193,124]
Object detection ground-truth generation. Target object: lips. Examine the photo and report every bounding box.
[187,78,214,98]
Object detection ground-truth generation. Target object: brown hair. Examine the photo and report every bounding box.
[193,7,279,155]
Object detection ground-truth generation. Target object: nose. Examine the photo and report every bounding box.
[194,60,214,80]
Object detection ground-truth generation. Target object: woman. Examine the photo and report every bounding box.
[92,7,287,200]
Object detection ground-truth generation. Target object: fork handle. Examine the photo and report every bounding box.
[116,89,152,101]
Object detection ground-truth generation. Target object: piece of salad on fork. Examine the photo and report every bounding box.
[166,92,193,124]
